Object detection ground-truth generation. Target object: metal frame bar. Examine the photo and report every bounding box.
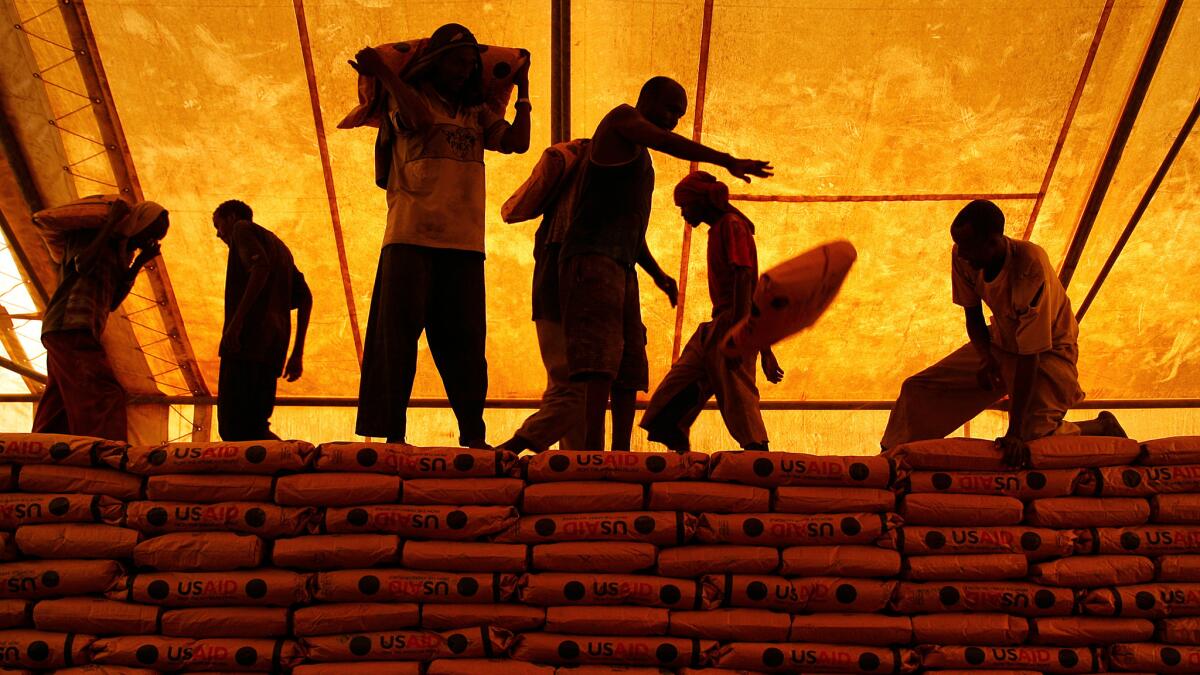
[1058,0,1182,289]
[730,192,1039,204]
[672,0,716,361]
[1076,94,1200,322]
[59,0,211,440]
[550,0,571,144]
[1024,0,1114,240]
[292,0,363,365]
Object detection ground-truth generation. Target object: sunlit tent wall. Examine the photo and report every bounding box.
[0,0,1197,450]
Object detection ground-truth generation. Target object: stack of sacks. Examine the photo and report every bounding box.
[1075,436,1200,674]
[93,439,311,671]
[289,442,523,674]
[691,451,918,673]
[0,434,131,671]
[886,435,1144,673]
[502,450,718,672]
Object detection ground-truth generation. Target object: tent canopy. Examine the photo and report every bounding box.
[0,0,1197,449]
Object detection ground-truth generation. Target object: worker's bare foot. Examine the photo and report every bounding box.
[1098,410,1127,438]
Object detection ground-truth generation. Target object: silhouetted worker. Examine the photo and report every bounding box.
[560,76,772,451]
[352,23,531,446]
[213,200,311,441]
[33,199,169,441]
[641,172,782,453]
[499,140,590,454]
[881,200,1125,466]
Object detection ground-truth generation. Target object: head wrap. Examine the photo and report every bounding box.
[673,171,730,212]
[117,201,166,239]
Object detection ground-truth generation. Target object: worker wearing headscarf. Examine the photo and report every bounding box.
[640,171,782,453]
[33,198,169,441]
[881,200,1126,466]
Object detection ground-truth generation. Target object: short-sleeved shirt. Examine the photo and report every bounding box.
[222,221,309,370]
[707,212,759,319]
[383,90,508,253]
[952,237,1078,355]
[559,148,655,269]
[42,230,129,339]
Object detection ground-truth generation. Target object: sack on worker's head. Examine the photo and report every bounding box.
[31,194,126,262]
[133,531,264,571]
[272,534,400,570]
[521,482,645,514]
[656,545,779,578]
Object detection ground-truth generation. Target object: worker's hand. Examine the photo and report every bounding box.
[761,350,784,384]
[654,273,679,307]
[976,355,1004,391]
[133,241,161,268]
[350,47,386,76]
[725,158,773,183]
[283,352,304,382]
[513,57,530,91]
[995,433,1030,469]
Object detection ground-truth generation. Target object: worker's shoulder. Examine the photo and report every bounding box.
[1009,238,1054,279]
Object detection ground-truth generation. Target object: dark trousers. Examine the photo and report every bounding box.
[33,329,127,441]
[356,244,487,444]
[218,358,280,441]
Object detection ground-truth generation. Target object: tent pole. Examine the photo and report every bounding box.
[1058,0,1182,289]
[58,0,212,441]
[0,353,45,385]
[550,0,570,143]
[1076,94,1200,322]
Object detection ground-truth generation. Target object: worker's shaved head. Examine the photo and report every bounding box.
[636,76,687,131]
[951,200,1007,270]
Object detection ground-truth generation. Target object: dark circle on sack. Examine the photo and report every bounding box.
[931,473,953,490]
[349,636,372,656]
[236,647,258,666]
[245,508,267,528]
[1020,532,1043,551]
[660,584,682,605]
[347,508,369,527]
[26,641,49,662]
[564,581,586,601]
[447,634,470,654]
[770,297,789,309]
[358,575,380,595]
[447,510,469,529]
[558,640,580,660]
[752,457,774,477]
[656,643,679,663]
[148,449,168,466]
[634,516,657,534]
[135,644,158,665]
[762,647,784,668]
[393,43,411,53]
[849,462,870,481]
[48,497,70,516]
[742,518,764,538]
[549,455,571,472]
[41,571,59,588]
[457,577,480,597]
[245,445,267,464]
[147,507,169,527]
[148,580,170,600]
[925,530,947,549]
[1120,532,1141,550]
[646,455,667,473]
[518,48,529,58]
[1161,647,1182,667]
[49,442,71,461]
[356,447,378,467]
[1058,649,1079,668]
[493,62,512,78]
[453,453,475,471]
[1026,471,1048,490]
[965,647,986,665]
[245,578,268,599]
[939,586,960,606]
[479,45,491,53]
[859,652,881,671]
[840,517,862,536]
[836,584,858,604]
[1122,469,1142,488]
[1035,590,1057,609]
[535,518,557,537]
[747,581,768,601]
[1135,591,1156,610]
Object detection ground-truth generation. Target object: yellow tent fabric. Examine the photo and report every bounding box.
[0,0,1198,449]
